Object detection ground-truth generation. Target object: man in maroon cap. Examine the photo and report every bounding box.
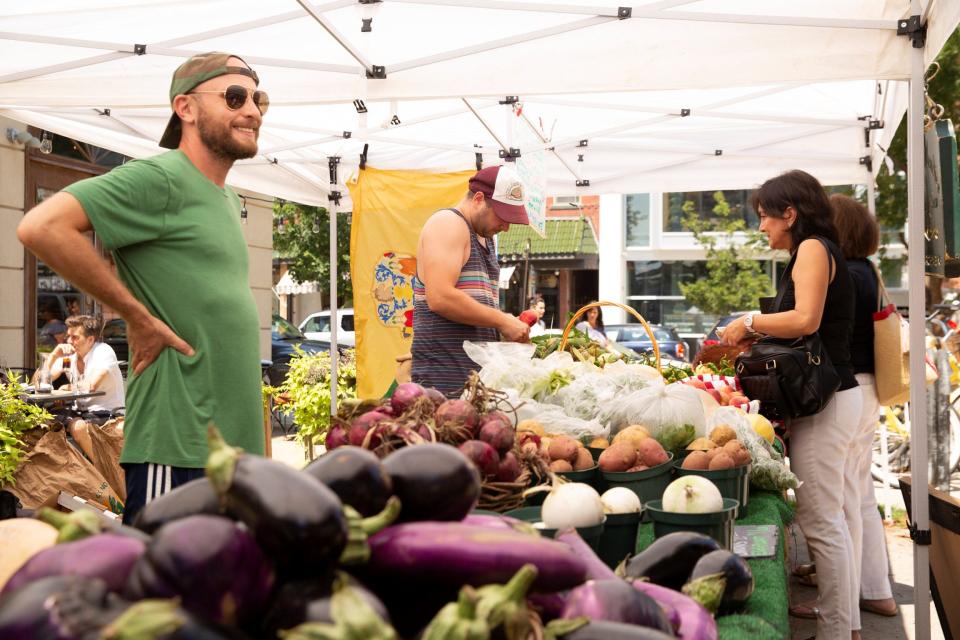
[411,164,532,396]
[18,52,269,523]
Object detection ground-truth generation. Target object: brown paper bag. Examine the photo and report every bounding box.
[7,429,124,515]
[87,418,126,502]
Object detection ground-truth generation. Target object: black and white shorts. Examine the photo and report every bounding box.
[121,462,205,525]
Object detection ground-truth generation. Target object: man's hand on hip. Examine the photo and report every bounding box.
[128,315,195,376]
[499,314,531,343]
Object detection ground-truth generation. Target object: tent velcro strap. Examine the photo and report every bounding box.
[576,179,590,187]
[897,15,926,48]
[859,156,873,172]
[908,522,931,545]
[475,152,483,170]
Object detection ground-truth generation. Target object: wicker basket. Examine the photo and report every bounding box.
[560,300,661,371]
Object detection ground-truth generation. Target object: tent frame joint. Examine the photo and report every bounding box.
[680,108,691,117]
[896,15,926,48]
[908,522,931,545]
[365,65,387,79]
[499,147,521,160]
[576,179,591,187]
[499,96,520,105]
[133,43,146,55]
[859,155,873,171]
[618,6,632,19]
[578,139,589,147]
[342,130,352,139]
[328,190,343,206]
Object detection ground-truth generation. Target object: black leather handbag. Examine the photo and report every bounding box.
[735,238,841,420]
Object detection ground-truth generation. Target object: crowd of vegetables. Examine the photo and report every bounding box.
[0,405,755,640]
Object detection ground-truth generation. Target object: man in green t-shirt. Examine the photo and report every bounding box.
[18,52,270,523]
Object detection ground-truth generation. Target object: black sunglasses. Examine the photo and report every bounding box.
[189,85,269,115]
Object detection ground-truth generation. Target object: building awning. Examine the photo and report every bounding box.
[498,265,516,289]
[497,218,598,261]
[274,271,319,296]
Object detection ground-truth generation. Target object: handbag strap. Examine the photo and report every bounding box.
[870,261,891,312]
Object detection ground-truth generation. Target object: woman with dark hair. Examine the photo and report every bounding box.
[721,170,862,639]
[829,194,897,618]
[575,304,608,345]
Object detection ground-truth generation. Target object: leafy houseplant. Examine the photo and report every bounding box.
[1,373,53,486]
[267,348,357,446]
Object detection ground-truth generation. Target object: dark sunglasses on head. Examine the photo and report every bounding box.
[189,85,269,115]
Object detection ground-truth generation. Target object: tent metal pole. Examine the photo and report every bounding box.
[390,16,612,74]
[518,111,581,182]
[260,136,343,154]
[906,3,931,637]
[296,0,376,75]
[0,52,129,85]
[329,199,339,432]
[463,98,509,153]
[389,0,620,16]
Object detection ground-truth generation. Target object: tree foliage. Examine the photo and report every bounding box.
[678,191,774,316]
[273,201,353,306]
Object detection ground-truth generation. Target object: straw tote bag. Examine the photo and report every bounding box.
[872,264,933,406]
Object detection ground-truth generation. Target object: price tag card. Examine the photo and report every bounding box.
[733,524,779,558]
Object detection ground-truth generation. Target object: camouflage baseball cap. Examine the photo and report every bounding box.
[159,51,259,149]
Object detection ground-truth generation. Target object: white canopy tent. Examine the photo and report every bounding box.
[3,2,959,635]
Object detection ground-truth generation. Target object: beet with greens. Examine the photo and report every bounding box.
[132,476,221,534]
[382,443,480,521]
[303,446,393,517]
[2,532,145,596]
[125,514,275,628]
[206,426,348,579]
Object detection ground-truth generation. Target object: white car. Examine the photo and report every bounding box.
[299,309,356,347]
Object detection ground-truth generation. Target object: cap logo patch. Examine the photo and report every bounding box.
[507,183,524,202]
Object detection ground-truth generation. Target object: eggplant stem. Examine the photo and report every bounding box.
[500,563,538,602]
[543,617,589,640]
[37,507,101,542]
[339,496,400,566]
[359,495,401,534]
[205,423,240,496]
[99,599,185,639]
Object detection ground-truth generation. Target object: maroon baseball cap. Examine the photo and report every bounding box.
[469,164,530,225]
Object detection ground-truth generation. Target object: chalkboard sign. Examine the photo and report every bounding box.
[733,524,779,559]
[924,119,960,277]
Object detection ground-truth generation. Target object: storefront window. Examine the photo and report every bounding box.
[627,260,707,297]
[625,194,651,247]
[663,190,758,232]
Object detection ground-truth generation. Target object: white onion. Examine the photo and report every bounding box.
[662,476,724,513]
[541,482,605,529]
[600,487,642,514]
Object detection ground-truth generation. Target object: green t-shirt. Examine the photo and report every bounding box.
[64,150,264,467]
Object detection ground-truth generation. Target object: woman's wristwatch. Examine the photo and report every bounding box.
[744,312,758,335]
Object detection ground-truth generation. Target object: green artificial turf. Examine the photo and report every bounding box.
[635,490,793,640]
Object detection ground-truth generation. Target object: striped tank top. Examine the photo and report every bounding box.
[412,209,500,397]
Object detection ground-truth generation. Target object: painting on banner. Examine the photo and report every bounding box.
[348,167,475,399]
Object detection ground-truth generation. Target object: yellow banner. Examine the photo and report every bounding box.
[348,166,475,399]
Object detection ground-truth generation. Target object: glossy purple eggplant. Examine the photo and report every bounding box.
[206,426,348,579]
[132,477,221,534]
[303,446,393,517]
[561,579,672,634]
[631,581,717,640]
[382,444,480,522]
[685,550,754,614]
[2,532,145,596]
[125,515,274,628]
[261,573,389,639]
[0,575,126,640]
[366,521,587,592]
[621,532,720,591]
[552,620,677,640]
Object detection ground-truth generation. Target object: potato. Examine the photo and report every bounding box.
[612,425,650,450]
[549,459,574,473]
[598,443,637,472]
[517,419,546,437]
[635,438,669,468]
[573,447,595,471]
[682,451,711,470]
[722,439,745,455]
[708,453,736,470]
[548,435,579,463]
[588,436,610,449]
[686,437,717,451]
[709,425,737,446]
[539,437,552,459]
[734,448,753,467]
[706,447,726,461]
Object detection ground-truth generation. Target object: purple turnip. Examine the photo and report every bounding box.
[348,410,391,447]
[479,419,515,454]
[434,399,479,444]
[390,382,426,415]
[494,450,522,482]
[459,440,500,478]
[481,410,512,431]
[424,387,447,408]
[324,424,349,451]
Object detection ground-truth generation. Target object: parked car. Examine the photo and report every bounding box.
[605,324,688,362]
[100,316,336,386]
[299,308,355,347]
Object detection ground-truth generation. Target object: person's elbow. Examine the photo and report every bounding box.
[17,210,44,249]
[424,288,452,315]
[794,312,822,336]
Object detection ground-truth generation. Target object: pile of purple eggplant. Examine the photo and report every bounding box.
[0,420,747,640]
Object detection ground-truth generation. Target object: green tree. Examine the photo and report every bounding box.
[678,191,774,315]
[273,201,353,306]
